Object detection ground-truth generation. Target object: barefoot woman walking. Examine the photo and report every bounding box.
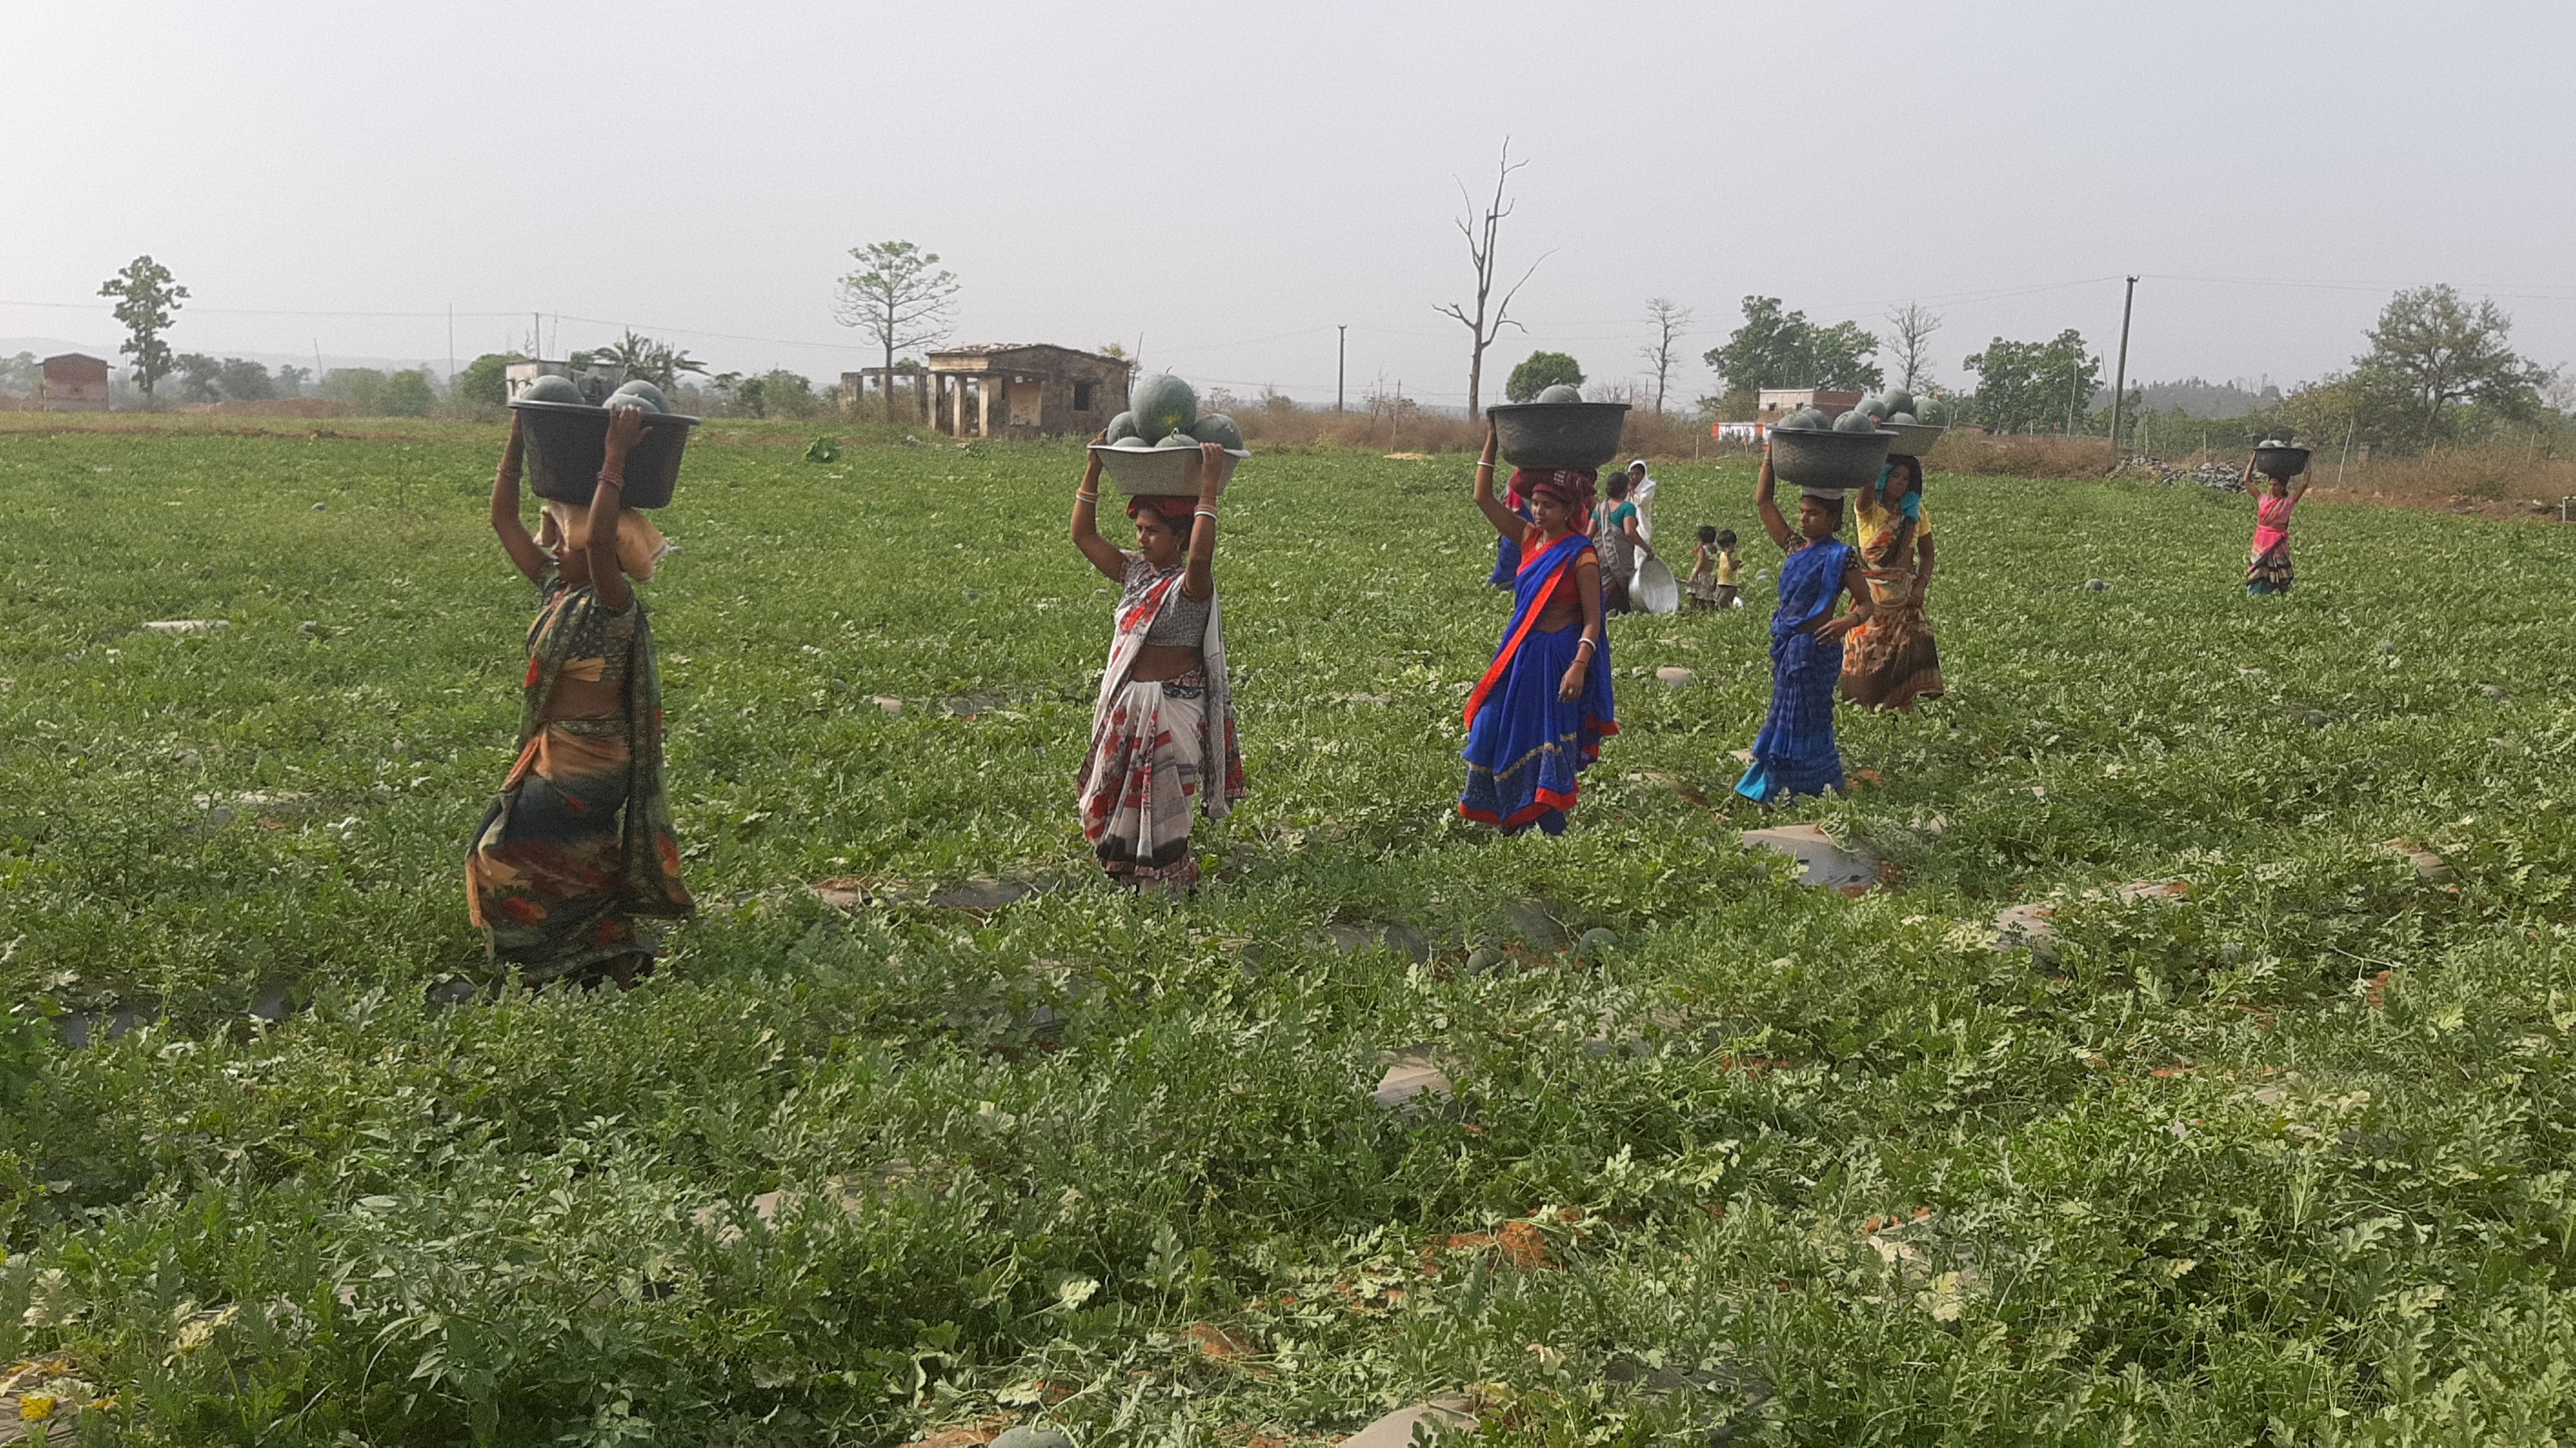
[1734,443,1872,804]
[468,406,693,987]
[1071,438,1247,892]
[1459,421,1618,835]
[2244,452,2311,595]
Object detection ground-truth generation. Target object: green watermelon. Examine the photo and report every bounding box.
[1153,430,1199,448]
[1187,412,1244,450]
[991,1428,1074,1448]
[1887,411,1918,426]
[1129,374,1197,441]
[1861,396,1892,421]
[608,380,669,412]
[1832,408,1879,432]
[1104,410,1141,443]
[1916,398,1949,426]
[518,374,585,405]
[1116,435,1155,449]
[1882,388,1915,418]
[1535,383,1584,403]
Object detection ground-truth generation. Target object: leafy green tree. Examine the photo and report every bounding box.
[453,353,520,409]
[175,352,226,403]
[98,255,188,406]
[0,352,37,396]
[216,357,274,402]
[380,368,437,417]
[833,240,960,422]
[2350,284,2553,451]
[1504,351,1585,402]
[1702,296,1882,394]
[1963,330,2099,434]
[319,368,389,413]
[273,365,309,397]
[757,370,823,420]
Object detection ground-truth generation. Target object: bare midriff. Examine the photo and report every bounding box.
[1127,643,1203,682]
[1533,603,1581,633]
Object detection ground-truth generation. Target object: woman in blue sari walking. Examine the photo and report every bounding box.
[1460,421,1618,835]
[1734,442,1872,804]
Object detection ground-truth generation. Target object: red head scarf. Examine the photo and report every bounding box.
[1125,494,1197,524]
[1511,467,1598,532]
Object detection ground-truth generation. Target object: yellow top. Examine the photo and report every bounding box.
[1852,487,1933,557]
[1716,550,1739,585]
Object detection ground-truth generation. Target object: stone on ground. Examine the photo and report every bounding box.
[1740,823,1877,892]
[1343,1396,1478,1448]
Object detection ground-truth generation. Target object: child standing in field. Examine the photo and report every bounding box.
[468,407,694,989]
[1733,447,1870,805]
[1686,525,1724,609]
[1714,531,1741,609]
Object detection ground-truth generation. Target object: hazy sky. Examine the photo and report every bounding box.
[9,0,2573,405]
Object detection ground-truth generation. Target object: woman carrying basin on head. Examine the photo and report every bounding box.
[1459,420,1618,836]
[2243,450,2311,595]
[1839,453,1943,711]
[1733,442,1872,804]
[468,405,694,988]
[1071,437,1247,894]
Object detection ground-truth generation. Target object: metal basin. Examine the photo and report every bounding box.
[1769,426,1893,490]
[1879,422,1946,459]
[1489,401,1631,471]
[1090,443,1249,497]
[2252,445,2312,481]
[508,398,699,509]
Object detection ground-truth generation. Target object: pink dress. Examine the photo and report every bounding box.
[2248,492,2298,592]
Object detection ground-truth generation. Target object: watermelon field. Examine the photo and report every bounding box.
[5,416,2576,1446]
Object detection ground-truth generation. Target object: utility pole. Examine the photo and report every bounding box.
[446,304,456,404]
[1337,324,1347,412]
[2105,275,2137,473]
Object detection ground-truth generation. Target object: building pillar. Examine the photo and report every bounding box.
[948,374,967,436]
[976,377,993,437]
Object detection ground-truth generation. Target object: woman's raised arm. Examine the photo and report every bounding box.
[1472,421,1523,540]
[1070,432,1127,582]
[586,405,643,611]
[1754,445,1796,549]
[489,412,549,583]
[1180,443,1230,601]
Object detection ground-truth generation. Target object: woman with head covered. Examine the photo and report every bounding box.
[1459,420,1618,835]
[1070,436,1247,893]
[469,405,694,988]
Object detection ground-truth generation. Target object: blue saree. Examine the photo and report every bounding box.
[1735,537,1856,804]
[1461,530,1619,835]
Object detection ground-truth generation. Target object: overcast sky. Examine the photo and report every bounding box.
[8,0,2572,405]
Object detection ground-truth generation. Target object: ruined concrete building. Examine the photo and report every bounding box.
[919,344,1132,439]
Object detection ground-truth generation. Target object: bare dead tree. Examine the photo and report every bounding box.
[1885,302,1943,394]
[1435,140,1550,419]
[1640,298,1693,414]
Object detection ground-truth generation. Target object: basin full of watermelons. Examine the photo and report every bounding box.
[1851,387,1946,459]
[1488,387,1631,470]
[1768,412,1895,491]
[508,380,698,509]
[2251,438,2312,481]
[1091,373,1249,495]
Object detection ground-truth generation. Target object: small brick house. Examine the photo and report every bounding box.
[40,353,110,412]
